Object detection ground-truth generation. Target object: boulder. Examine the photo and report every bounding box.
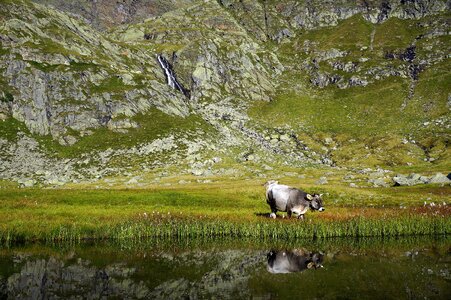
[191,169,204,176]
[18,178,35,187]
[427,173,450,184]
[394,173,450,186]
[393,173,423,186]
[369,178,388,187]
[316,177,328,185]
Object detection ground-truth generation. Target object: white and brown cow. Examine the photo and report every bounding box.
[264,181,325,220]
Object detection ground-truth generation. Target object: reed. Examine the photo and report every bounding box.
[1,214,448,246]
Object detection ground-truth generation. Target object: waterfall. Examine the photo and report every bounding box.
[157,55,190,98]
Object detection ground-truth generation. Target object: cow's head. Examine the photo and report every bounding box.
[306,193,325,212]
[307,252,324,269]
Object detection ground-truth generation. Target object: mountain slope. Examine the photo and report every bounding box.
[0,0,449,186]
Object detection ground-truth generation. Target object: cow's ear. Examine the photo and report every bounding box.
[306,194,313,201]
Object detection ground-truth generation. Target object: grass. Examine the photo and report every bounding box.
[250,77,412,135]
[248,74,449,167]
[373,17,423,51]
[89,76,133,93]
[249,11,451,168]
[0,179,449,245]
[0,118,29,142]
[300,14,374,51]
[30,108,213,158]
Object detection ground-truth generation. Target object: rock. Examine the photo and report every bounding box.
[419,176,429,183]
[191,169,204,176]
[316,177,328,185]
[317,48,347,60]
[126,177,141,184]
[58,135,78,146]
[281,172,296,177]
[322,157,333,165]
[324,137,333,145]
[349,183,357,188]
[212,157,221,163]
[46,177,67,186]
[107,119,139,131]
[348,76,368,87]
[343,174,355,180]
[18,178,36,187]
[393,174,409,186]
[427,173,451,184]
[393,173,449,186]
[280,134,290,142]
[393,174,422,186]
[310,72,341,88]
[368,170,386,179]
[274,28,292,42]
[369,178,388,187]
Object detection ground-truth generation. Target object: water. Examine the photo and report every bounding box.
[156,55,190,98]
[0,237,449,299]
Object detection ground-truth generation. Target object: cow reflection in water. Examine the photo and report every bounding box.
[267,249,324,274]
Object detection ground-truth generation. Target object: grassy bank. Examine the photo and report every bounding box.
[0,180,449,245]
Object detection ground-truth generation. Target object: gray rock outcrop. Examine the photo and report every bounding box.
[393,173,450,186]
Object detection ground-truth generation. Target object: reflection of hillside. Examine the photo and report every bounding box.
[0,276,6,298]
[5,257,148,299]
[150,250,265,299]
[1,250,265,299]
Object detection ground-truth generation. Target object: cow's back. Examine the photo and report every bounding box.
[270,185,291,211]
[287,188,308,204]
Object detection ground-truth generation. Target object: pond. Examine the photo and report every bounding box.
[0,237,449,299]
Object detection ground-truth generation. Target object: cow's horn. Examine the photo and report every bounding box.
[307,262,315,269]
[306,194,313,200]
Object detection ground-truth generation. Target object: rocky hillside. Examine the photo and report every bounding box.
[0,0,449,186]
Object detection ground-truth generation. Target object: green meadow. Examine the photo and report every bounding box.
[1,173,449,245]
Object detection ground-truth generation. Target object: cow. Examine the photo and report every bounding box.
[264,181,325,220]
[267,249,324,274]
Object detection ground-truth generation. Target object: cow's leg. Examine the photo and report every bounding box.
[287,210,292,218]
[297,214,305,221]
[269,205,277,219]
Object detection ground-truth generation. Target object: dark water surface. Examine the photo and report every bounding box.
[0,237,450,299]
